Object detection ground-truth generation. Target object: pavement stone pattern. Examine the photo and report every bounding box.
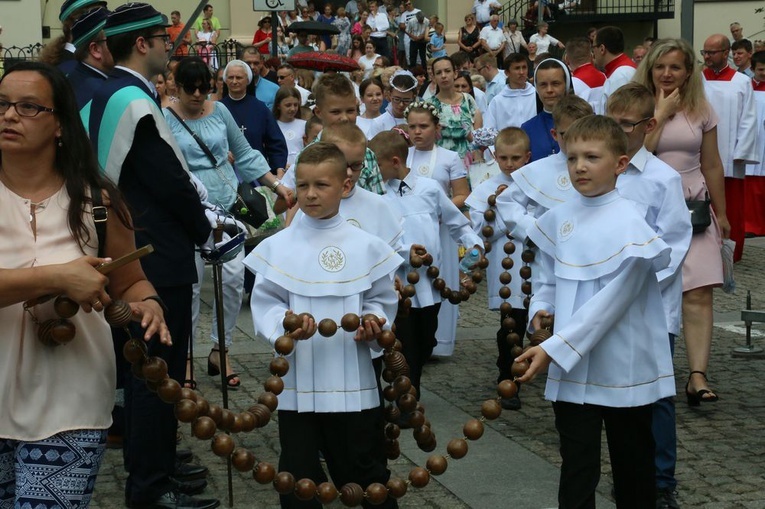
[90,242,765,508]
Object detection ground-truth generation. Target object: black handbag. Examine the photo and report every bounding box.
[686,192,711,234]
[167,108,269,228]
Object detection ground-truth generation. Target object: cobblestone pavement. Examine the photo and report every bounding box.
[91,241,765,509]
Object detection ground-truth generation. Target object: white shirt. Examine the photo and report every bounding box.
[484,71,508,107]
[484,83,537,131]
[747,89,765,176]
[276,118,306,169]
[503,28,526,57]
[358,54,379,79]
[368,11,389,38]
[479,25,505,51]
[529,33,560,55]
[472,0,495,23]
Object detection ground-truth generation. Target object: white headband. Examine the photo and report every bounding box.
[223,59,253,85]
[533,58,571,91]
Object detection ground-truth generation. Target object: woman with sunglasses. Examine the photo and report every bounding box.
[458,13,482,61]
[164,57,293,390]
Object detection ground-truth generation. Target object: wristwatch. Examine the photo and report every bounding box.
[270,179,282,191]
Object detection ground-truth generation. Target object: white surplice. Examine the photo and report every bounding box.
[244,214,403,413]
[528,190,675,407]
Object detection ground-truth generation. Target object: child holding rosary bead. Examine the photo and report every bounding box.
[369,131,483,404]
[244,143,402,509]
[464,127,531,410]
[515,115,675,509]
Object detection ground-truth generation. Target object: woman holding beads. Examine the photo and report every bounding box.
[0,61,169,508]
[405,101,470,357]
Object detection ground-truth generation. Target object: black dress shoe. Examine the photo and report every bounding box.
[172,463,208,482]
[500,395,522,410]
[128,491,220,509]
[170,478,208,496]
[176,449,193,464]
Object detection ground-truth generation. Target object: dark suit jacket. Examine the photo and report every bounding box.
[67,61,108,109]
[88,68,211,288]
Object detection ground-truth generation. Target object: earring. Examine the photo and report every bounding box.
[57,137,63,148]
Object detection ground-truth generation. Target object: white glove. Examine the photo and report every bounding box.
[189,173,209,202]
[201,230,232,255]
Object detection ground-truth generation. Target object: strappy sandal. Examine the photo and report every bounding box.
[208,347,241,390]
[685,370,718,406]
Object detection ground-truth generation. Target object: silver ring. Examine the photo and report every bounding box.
[93,300,101,307]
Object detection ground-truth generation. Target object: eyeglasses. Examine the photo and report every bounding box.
[0,99,55,117]
[348,161,366,172]
[700,49,726,56]
[390,96,414,105]
[180,83,212,95]
[145,34,172,45]
[617,117,651,133]
[475,65,488,73]
[277,74,293,81]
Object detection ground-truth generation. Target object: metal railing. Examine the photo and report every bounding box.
[0,44,45,70]
[500,0,675,29]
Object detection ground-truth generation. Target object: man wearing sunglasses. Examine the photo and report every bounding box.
[86,4,217,509]
[702,33,759,262]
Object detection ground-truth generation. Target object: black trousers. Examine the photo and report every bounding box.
[393,303,441,399]
[496,307,528,382]
[553,401,655,509]
[277,408,396,509]
[409,40,427,68]
[371,36,390,59]
[123,285,192,504]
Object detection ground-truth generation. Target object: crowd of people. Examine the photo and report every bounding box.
[2,0,762,508]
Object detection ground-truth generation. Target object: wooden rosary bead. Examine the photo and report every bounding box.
[173,399,197,423]
[487,194,497,206]
[420,435,438,454]
[130,357,146,379]
[519,265,532,279]
[481,399,502,420]
[269,356,289,377]
[316,482,339,504]
[499,302,512,315]
[385,423,401,439]
[386,478,408,499]
[483,209,496,222]
[195,398,210,418]
[384,405,401,423]
[482,241,492,254]
[282,313,302,333]
[510,345,524,358]
[426,454,448,475]
[248,403,272,428]
[362,314,381,327]
[318,318,338,337]
[412,425,432,443]
[37,319,58,347]
[408,410,425,428]
[501,257,514,270]
[54,295,79,319]
[192,416,217,440]
[273,472,296,495]
[471,270,483,283]
[157,377,182,404]
[463,280,477,294]
[521,281,532,295]
[377,330,396,350]
[458,288,470,302]
[141,356,168,383]
[178,387,197,402]
[408,467,430,488]
[523,296,531,309]
[104,300,132,328]
[50,319,76,345]
[393,375,412,395]
[385,438,401,460]
[232,448,256,472]
[481,225,494,238]
[219,409,236,432]
[463,418,484,440]
[393,339,403,352]
[504,242,516,255]
[502,316,516,331]
[498,287,511,299]
[397,393,417,413]
[507,332,521,346]
[274,335,295,355]
[439,287,451,299]
[447,438,468,459]
[407,271,420,284]
[253,462,276,484]
[410,254,423,268]
[521,250,535,263]
[426,265,439,278]
[498,380,519,399]
[421,253,433,266]
[341,313,361,332]
[264,375,284,396]
[402,285,416,298]
[432,277,446,291]
[511,360,530,378]
[529,329,552,346]
[447,291,462,305]
[294,478,317,501]
[211,434,235,457]
[339,482,365,507]
[207,404,223,425]
[123,338,147,364]
[499,271,512,285]
[540,316,554,330]
[383,350,408,376]
[365,482,388,505]
[382,368,396,383]
[239,411,257,432]
[298,312,314,324]
[383,385,398,402]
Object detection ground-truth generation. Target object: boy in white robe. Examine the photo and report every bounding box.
[465,127,531,410]
[484,53,537,130]
[244,143,403,509]
[494,96,594,242]
[369,131,483,402]
[516,116,674,509]
[607,83,693,508]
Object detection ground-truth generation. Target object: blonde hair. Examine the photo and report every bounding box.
[551,95,593,127]
[565,115,628,158]
[495,127,530,153]
[321,123,367,146]
[632,38,709,119]
[369,131,409,163]
[607,82,655,119]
